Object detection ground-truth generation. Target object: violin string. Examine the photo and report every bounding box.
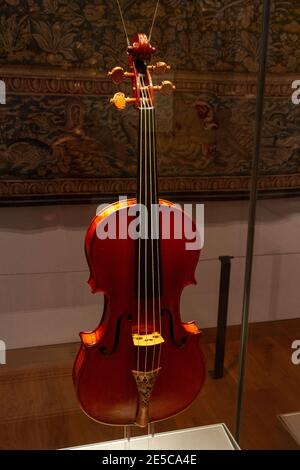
[142,76,161,373]
[140,75,148,373]
[149,90,156,373]
[137,69,148,373]
[115,0,160,45]
[144,79,156,373]
[114,0,161,373]
[115,0,130,46]
[151,87,162,371]
[137,72,150,374]
[136,67,142,373]
[149,0,160,42]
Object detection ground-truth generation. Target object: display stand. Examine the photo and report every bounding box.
[124,423,155,448]
[278,412,300,446]
[66,424,240,450]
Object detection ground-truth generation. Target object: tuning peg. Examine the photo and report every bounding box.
[148,62,171,74]
[108,66,134,84]
[110,92,136,110]
[153,80,176,96]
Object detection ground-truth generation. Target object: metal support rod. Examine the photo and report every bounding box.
[148,422,155,437]
[234,0,271,443]
[211,256,233,379]
[124,425,131,448]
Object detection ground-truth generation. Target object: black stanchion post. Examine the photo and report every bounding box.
[211,256,233,379]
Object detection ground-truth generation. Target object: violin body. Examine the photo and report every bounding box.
[73,199,205,425]
[73,34,206,427]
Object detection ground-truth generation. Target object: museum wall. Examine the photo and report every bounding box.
[0,197,299,349]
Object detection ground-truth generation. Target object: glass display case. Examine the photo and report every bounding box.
[0,0,299,450]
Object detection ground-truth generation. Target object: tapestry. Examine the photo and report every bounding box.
[0,0,299,203]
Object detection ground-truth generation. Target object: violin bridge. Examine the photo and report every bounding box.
[132,332,164,347]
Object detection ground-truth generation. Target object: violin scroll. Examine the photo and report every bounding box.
[127,33,156,60]
[108,33,175,110]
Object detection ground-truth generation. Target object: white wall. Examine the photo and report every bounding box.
[0,197,299,349]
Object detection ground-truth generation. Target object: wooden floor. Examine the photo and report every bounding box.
[0,319,299,450]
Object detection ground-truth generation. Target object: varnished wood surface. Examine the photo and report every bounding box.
[0,319,299,450]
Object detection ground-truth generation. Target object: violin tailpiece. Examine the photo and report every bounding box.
[132,367,161,427]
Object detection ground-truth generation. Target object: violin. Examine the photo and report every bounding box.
[73,34,205,427]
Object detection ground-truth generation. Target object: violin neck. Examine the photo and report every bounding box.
[137,106,159,209]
